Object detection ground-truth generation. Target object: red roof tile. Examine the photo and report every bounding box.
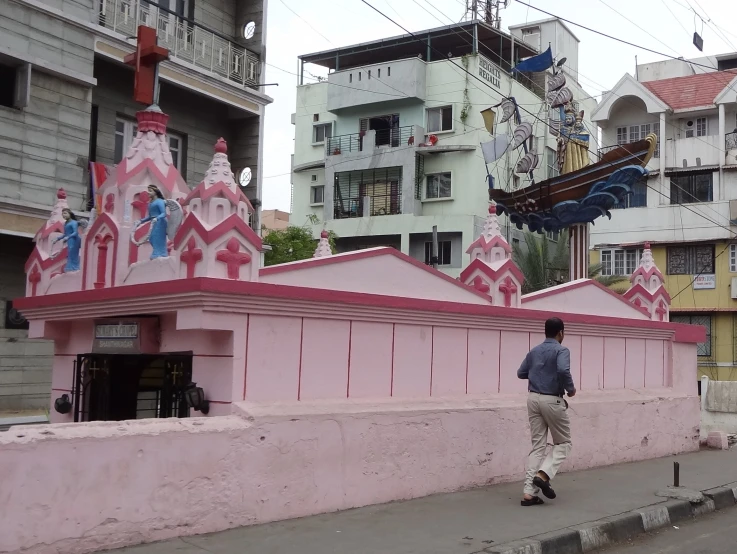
[642,71,737,110]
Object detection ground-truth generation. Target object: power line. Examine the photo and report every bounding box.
[277,0,334,46]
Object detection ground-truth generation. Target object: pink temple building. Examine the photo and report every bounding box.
[3,107,705,554]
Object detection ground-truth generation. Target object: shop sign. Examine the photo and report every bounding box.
[693,274,716,290]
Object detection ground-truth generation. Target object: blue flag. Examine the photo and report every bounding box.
[512,46,554,74]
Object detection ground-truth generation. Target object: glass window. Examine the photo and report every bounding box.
[731,244,737,273]
[546,147,559,179]
[426,106,453,133]
[313,123,332,144]
[311,185,324,204]
[424,240,452,266]
[629,125,640,142]
[696,117,707,137]
[616,127,628,145]
[670,171,713,204]
[600,248,642,276]
[425,173,452,199]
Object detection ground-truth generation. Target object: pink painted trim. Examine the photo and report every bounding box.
[261,247,492,303]
[465,234,512,255]
[52,388,72,393]
[390,323,395,397]
[346,321,352,398]
[173,212,263,251]
[630,265,664,284]
[624,338,627,388]
[603,338,606,389]
[82,213,119,290]
[430,326,435,396]
[25,247,68,273]
[14,277,705,344]
[36,221,64,241]
[297,317,304,401]
[242,315,249,401]
[459,257,525,287]
[182,180,254,212]
[497,331,502,393]
[523,279,651,318]
[115,158,181,194]
[194,354,233,358]
[623,283,672,304]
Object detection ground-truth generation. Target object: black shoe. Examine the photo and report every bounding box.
[521,496,545,506]
[533,476,556,499]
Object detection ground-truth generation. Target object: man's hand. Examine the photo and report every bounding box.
[567,388,576,398]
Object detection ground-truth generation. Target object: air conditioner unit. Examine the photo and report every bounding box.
[732,277,737,299]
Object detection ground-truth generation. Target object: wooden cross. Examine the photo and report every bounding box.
[123,26,169,106]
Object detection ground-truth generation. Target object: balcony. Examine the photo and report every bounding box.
[326,126,414,156]
[666,135,720,169]
[326,57,426,112]
[333,167,403,219]
[97,0,260,88]
[727,132,737,151]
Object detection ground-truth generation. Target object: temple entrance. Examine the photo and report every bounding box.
[72,353,193,422]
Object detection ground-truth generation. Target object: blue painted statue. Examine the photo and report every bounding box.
[54,208,81,271]
[132,185,184,260]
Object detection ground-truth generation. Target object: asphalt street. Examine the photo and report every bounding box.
[603,508,737,553]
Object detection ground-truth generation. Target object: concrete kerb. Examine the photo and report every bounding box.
[484,484,737,554]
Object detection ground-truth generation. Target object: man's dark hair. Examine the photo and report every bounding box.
[545,317,565,338]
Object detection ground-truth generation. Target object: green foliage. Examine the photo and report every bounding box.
[262,226,337,266]
[512,231,629,293]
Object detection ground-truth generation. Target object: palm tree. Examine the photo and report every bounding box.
[512,231,629,294]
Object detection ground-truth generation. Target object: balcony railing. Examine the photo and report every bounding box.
[327,126,414,156]
[97,0,260,88]
[727,132,737,150]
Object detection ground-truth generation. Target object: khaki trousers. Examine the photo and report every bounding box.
[523,392,572,496]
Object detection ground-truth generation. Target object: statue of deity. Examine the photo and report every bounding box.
[53,208,82,272]
[132,185,183,259]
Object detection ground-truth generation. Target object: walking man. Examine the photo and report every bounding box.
[517,317,576,506]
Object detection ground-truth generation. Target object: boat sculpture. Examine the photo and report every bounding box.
[481,50,657,234]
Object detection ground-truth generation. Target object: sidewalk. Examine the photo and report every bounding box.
[109,448,737,554]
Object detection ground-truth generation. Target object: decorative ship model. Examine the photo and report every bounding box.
[480,47,657,235]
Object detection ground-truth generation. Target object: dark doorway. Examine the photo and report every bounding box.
[73,353,193,422]
[360,114,400,147]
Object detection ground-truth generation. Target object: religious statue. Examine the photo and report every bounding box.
[132,185,183,259]
[52,208,84,272]
[556,104,590,175]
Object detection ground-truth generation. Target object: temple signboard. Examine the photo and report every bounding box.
[93,320,141,354]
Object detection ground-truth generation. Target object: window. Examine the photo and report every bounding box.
[667,245,714,275]
[669,171,713,204]
[114,118,184,170]
[696,117,707,137]
[629,125,640,143]
[546,230,560,242]
[600,248,643,276]
[426,106,453,133]
[368,70,371,79]
[313,123,332,144]
[424,240,452,266]
[313,114,320,122]
[377,68,381,78]
[0,63,17,108]
[349,73,352,83]
[425,172,451,199]
[512,238,520,248]
[616,127,628,145]
[387,66,391,76]
[311,174,317,182]
[731,244,737,272]
[546,147,559,179]
[671,314,712,356]
[311,185,324,205]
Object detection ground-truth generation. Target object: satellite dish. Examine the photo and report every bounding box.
[243,21,256,40]
[556,57,567,67]
[238,167,252,187]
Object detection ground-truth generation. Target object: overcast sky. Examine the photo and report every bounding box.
[260,0,737,213]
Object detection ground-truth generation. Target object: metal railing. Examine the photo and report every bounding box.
[597,144,620,159]
[327,126,414,156]
[333,193,402,219]
[97,0,260,88]
[327,133,363,156]
[727,131,737,151]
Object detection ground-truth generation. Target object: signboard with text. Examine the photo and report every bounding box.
[92,320,141,354]
[478,56,501,90]
[693,274,716,290]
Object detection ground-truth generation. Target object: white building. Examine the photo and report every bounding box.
[290,19,597,277]
[590,53,737,265]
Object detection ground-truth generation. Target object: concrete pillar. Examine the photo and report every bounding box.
[719,103,725,200]
[659,112,666,205]
[400,233,410,256]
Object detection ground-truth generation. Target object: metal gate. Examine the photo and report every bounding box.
[73,354,111,422]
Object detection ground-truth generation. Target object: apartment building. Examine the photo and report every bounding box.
[290,18,597,277]
[0,0,271,411]
[591,54,737,383]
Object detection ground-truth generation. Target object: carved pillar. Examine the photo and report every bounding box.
[569,223,589,281]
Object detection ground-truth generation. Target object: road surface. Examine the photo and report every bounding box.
[605,508,737,553]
